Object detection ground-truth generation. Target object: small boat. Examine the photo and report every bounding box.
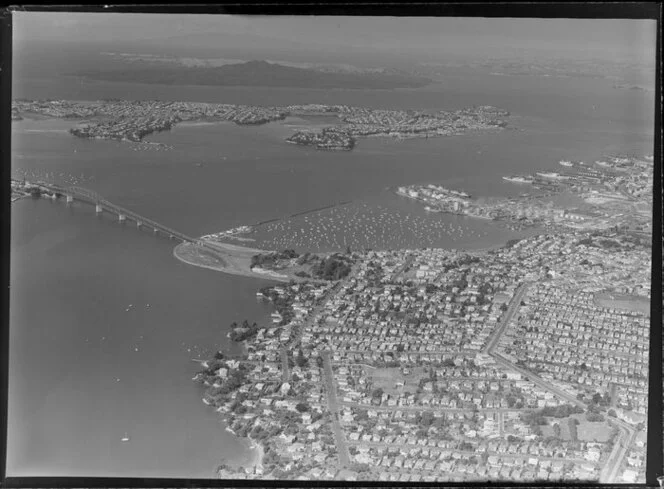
[121,433,130,442]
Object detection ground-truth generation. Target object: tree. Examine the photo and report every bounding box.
[295,348,308,368]
[371,387,384,398]
[443,358,456,367]
[506,395,517,408]
[586,411,605,422]
[295,402,310,413]
[552,423,562,438]
[421,411,435,427]
[608,409,617,418]
[602,392,611,406]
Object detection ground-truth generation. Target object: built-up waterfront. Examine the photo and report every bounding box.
[395,153,653,236]
[194,225,650,482]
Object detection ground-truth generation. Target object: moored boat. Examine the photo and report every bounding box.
[502,175,533,184]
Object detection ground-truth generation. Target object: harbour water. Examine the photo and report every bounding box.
[9,71,654,477]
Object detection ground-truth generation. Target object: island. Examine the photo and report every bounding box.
[11,99,510,151]
[286,128,355,151]
[70,59,434,90]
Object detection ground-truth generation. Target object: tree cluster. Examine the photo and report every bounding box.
[229,320,260,342]
[250,249,299,269]
[539,404,584,418]
[312,254,353,281]
[295,348,309,368]
[567,418,579,441]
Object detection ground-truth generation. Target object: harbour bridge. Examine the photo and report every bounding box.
[45,184,216,249]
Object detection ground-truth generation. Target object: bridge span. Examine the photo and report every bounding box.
[45,184,216,250]
[36,183,289,282]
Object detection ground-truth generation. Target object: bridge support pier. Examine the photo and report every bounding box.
[49,186,198,244]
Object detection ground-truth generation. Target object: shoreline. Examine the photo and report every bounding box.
[172,242,291,282]
[247,436,265,473]
[173,214,534,280]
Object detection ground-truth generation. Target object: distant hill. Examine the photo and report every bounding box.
[71,60,432,90]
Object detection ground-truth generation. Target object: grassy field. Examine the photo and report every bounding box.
[594,292,650,314]
[541,419,572,441]
[174,242,229,267]
[540,414,611,443]
[173,242,290,282]
[575,418,612,442]
[371,367,426,396]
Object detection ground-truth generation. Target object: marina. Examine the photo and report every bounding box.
[241,197,522,253]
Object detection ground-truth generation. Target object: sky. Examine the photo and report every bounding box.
[12,12,657,64]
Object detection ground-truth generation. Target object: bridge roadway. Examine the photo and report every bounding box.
[45,184,221,252]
